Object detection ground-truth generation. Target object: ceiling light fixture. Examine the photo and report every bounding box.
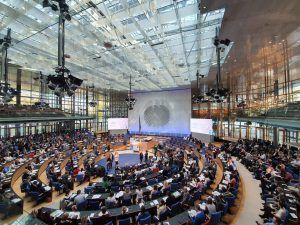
[204,27,232,103]
[0,28,19,103]
[125,73,136,110]
[42,0,83,98]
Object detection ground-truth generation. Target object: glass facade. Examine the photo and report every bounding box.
[192,37,300,147]
[0,65,128,138]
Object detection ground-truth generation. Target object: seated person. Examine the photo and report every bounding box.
[196,178,204,192]
[98,206,110,217]
[137,206,151,224]
[118,206,130,220]
[166,191,176,208]
[157,199,168,219]
[90,206,111,224]
[136,186,144,202]
[105,191,117,207]
[205,197,216,215]
[191,205,206,225]
[57,212,73,225]
[73,190,86,207]
[30,180,45,193]
[161,181,170,194]
[151,185,160,199]
[123,187,131,200]
[181,187,191,207]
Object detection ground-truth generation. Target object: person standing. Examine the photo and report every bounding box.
[154,145,158,160]
[139,151,143,164]
[106,154,112,171]
[144,150,148,163]
[114,151,119,166]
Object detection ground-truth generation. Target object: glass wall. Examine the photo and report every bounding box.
[0,65,128,137]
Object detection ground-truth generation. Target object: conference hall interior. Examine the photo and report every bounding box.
[0,0,299,225]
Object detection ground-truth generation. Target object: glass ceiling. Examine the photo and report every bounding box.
[0,0,232,91]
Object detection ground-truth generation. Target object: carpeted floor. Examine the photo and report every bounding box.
[97,153,140,174]
[232,160,264,225]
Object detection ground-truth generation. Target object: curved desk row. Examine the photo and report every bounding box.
[38,148,207,224]
[5,144,96,218]
[165,156,223,225]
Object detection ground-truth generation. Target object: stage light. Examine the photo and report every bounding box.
[68,74,83,87]
[89,101,97,107]
[220,38,231,46]
[54,86,64,97]
[48,82,56,90]
[66,89,75,97]
[64,13,71,21]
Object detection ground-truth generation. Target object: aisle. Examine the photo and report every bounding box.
[233,161,264,225]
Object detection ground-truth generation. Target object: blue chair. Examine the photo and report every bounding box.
[170,183,179,192]
[211,211,222,225]
[148,178,157,185]
[232,188,238,197]
[119,217,131,225]
[111,185,119,192]
[30,191,46,203]
[151,191,161,200]
[193,190,202,200]
[76,174,85,183]
[53,182,64,194]
[88,200,100,210]
[84,186,94,194]
[122,198,132,206]
[170,202,182,216]
[159,209,169,221]
[139,215,151,225]
[139,180,147,187]
[77,200,87,211]
[222,202,229,215]
[157,175,164,182]
[106,201,116,209]
[104,222,113,225]
[226,196,236,208]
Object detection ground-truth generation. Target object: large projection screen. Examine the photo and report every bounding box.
[108,118,128,130]
[190,119,213,135]
[128,89,191,136]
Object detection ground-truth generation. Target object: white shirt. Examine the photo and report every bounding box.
[275,208,286,221]
[136,189,143,199]
[206,203,216,215]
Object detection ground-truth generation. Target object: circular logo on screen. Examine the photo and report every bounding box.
[144,105,170,127]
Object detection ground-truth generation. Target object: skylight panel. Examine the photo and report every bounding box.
[177,0,197,8]
[135,13,147,22]
[127,0,140,7]
[121,18,133,25]
[108,2,124,14]
[158,4,174,14]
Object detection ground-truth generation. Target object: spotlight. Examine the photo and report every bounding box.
[89,101,97,107]
[220,39,231,46]
[51,4,58,11]
[64,13,71,21]
[68,74,83,87]
[48,83,56,90]
[66,89,75,97]
[214,94,220,100]
[54,86,64,97]
[125,96,136,110]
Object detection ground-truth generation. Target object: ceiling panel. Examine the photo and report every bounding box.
[0,0,231,91]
